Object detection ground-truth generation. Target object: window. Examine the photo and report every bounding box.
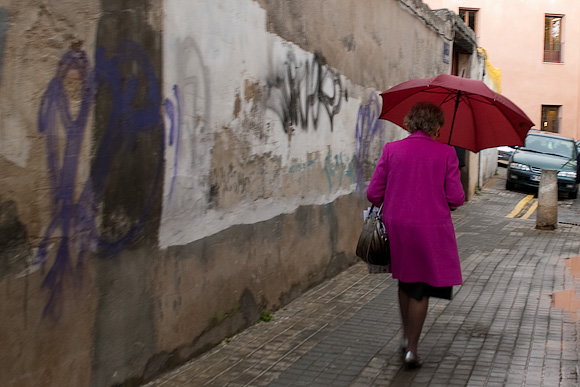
[459,8,478,34]
[544,15,563,63]
[541,105,560,133]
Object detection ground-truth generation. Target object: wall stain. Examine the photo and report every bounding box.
[0,198,31,281]
[244,79,261,102]
[141,288,260,384]
[210,126,282,210]
[341,34,356,52]
[89,2,163,386]
[233,92,241,118]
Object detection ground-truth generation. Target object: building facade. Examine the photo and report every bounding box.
[425,0,580,140]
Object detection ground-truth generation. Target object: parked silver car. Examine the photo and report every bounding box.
[497,146,515,166]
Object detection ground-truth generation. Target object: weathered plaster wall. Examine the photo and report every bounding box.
[158,0,455,246]
[0,1,476,386]
[256,0,453,91]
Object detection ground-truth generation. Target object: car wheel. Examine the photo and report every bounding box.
[506,181,515,190]
[569,189,578,199]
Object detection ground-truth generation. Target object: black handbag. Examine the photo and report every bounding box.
[356,204,391,266]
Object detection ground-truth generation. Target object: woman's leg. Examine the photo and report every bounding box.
[398,288,410,345]
[405,295,429,355]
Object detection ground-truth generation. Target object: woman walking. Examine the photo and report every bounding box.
[366,101,465,368]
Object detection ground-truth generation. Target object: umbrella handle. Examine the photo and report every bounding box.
[448,90,461,145]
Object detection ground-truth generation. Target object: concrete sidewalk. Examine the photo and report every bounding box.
[146,172,580,387]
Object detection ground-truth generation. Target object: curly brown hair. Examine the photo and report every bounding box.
[403,101,445,137]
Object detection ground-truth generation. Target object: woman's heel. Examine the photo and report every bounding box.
[403,351,422,369]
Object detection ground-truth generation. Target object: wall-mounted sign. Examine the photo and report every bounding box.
[443,42,450,64]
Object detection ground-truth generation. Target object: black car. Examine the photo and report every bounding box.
[506,131,579,199]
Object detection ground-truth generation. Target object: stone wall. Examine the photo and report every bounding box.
[0,1,480,385]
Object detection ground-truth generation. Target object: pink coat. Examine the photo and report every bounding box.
[366,131,465,286]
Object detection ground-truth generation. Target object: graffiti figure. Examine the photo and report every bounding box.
[163,36,211,206]
[354,92,385,190]
[267,51,343,133]
[37,41,164,318]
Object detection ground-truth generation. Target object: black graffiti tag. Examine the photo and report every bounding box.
[267,51,343,132]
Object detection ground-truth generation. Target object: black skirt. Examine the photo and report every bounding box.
[398,280,453,301]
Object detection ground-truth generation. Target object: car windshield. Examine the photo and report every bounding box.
[523,135,574,158]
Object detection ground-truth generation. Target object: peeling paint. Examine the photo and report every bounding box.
[210,126,282,210]
[244,79,261,102]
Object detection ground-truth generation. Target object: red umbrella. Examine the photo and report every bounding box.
[379,74,535,153]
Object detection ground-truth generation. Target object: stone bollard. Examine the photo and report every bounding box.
[536,169,558,230]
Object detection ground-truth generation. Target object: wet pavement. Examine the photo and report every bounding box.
[145,167,580,387]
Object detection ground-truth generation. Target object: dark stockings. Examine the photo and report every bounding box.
[398,288,429,355]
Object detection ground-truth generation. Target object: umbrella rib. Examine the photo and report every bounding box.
[387,88,498,107]
[382,88,446,109]
[439,92,457,106]
[436,89,497,108]
[461,95,497,150]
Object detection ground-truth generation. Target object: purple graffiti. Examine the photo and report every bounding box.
[355,92,385,190]
[37,41,164,318]
[164,84,181,202]
[36,47,96,316]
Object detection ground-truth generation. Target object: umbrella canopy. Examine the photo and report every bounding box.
[379,74,535,153]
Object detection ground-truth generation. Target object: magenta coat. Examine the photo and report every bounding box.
[366,131,465,287]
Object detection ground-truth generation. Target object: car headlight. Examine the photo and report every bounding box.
[509,162,530,171]
[557,171,577,179]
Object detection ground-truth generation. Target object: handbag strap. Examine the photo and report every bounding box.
[369,203,384,217]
